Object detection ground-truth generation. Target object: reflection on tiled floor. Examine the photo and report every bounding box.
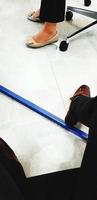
[0,0,97,177]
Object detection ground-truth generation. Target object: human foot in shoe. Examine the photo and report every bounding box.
[26,22,59,48]
[27,9,43,22]
[65,85,91,127]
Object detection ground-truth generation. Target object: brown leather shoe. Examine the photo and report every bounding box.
[70,85,91,100]
[65,85,91,126]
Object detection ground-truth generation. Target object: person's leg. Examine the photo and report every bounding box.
[40,0,65,23]
[0,162,24,200]
[28,0,65,23]
[65,85,97,127]
[72,111,97,200]
[27,168,79,200]
[65,85,97,199]
[0,138,28,198]
[26,0,65,48]
[66,96,97,127]
[31,22,57,43]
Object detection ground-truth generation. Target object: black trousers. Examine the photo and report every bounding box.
[40,0,66,22]
[0,162,24,200]
[0,96,97,199]
[70,95,97,199]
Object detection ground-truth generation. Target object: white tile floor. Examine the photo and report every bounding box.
[0,0,97,177]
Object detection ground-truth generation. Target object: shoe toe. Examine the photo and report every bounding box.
[25,37,33,46]
[26,33,59,48]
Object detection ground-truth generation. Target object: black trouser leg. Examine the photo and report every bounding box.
[71,96,97,199]
[27,168,79,200]
[40,0,65,22]
[0,163,24,200]
[71,96,97,127]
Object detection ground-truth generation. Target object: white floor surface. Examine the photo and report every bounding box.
[0,0,97,177]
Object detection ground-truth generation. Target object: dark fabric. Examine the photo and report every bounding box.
[70,95,97,200]
[40,0,66,22]
[27,168,79,200]
[0,162,24,200]
[71,96,97,127]
[0,138,18,161]
[0,138,27,199]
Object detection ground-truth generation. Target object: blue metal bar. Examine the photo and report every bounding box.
[0,85,88,141]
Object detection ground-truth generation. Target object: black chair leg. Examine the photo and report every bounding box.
[59,2,97,52]
[84,0,91,6]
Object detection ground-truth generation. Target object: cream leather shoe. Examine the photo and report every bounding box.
[26,32,59,48]
[27,11,43,23]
